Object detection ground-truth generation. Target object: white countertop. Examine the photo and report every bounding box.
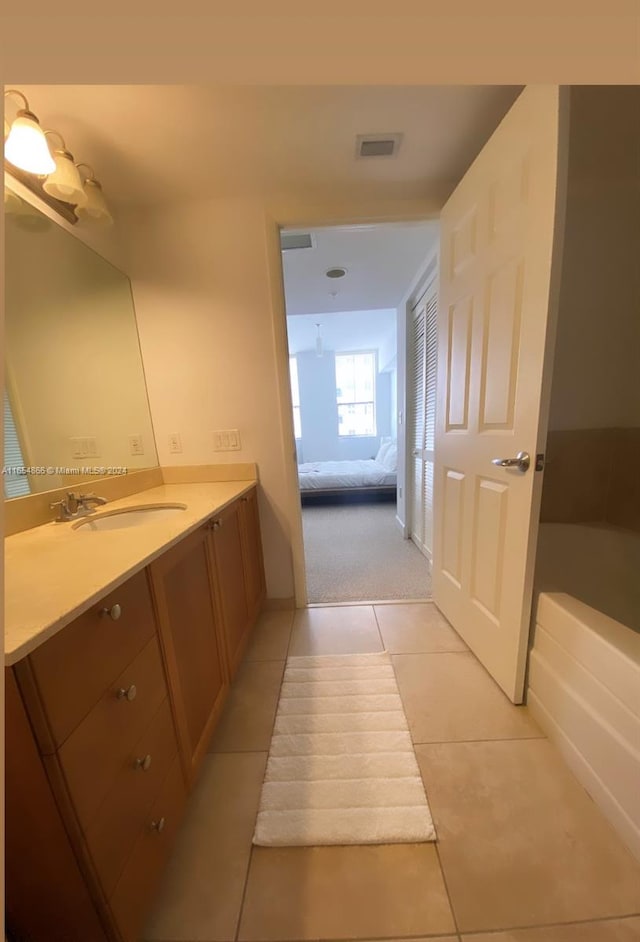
[4,481,256,665]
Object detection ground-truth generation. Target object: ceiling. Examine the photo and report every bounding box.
[282,222,437,316]
[14,84,522,211]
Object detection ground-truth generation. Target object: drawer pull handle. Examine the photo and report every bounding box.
[101,604,122,620]
[135,754,152,772]
[151,817,166,833]
[117,684,137,702]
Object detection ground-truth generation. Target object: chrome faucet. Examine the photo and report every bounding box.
[50,492,108,522]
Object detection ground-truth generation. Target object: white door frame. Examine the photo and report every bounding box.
[265,210,439,608]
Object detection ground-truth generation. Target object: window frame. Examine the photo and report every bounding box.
[335,349,378,438]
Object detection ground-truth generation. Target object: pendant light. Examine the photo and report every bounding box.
[42,131,87,206]
[75,164,113,226]
[4,89,56,175]
[315,323,323,358]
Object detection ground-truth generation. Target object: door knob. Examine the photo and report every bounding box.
[491,451,530,473]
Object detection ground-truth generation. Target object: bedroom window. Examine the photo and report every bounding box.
[335,351,377,437]
[289,356,302,439]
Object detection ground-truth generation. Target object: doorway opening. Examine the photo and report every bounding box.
[280,221,439,604]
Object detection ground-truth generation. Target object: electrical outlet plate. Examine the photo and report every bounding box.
[213,429,241,451]
[129,434,144,456]
[168,433,182,454]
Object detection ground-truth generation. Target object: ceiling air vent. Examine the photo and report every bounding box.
[280,232,314,251]
[356,133,403,159]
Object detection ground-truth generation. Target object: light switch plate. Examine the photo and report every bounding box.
[213,429,241,451]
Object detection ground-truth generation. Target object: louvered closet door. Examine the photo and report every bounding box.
[409,298,427,554]
[422,291,438,558]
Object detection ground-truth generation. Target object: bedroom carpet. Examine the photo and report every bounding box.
[253,652,436,847]
[302,502,431,602]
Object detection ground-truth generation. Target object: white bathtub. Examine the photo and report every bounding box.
[528,524,640,861]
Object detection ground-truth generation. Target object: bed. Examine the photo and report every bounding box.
[298,441,398,503]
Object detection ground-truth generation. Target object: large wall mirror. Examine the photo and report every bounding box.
[4,191,158,499]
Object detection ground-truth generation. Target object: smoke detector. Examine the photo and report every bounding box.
[356,133,403,159]
[325,266,347,279]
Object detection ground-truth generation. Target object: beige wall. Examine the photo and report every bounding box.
[121,194,439,600]
[547,86,640,432]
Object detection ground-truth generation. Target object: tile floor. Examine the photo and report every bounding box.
[143,603,640,942]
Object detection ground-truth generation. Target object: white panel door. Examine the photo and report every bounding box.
[433,85,567,703]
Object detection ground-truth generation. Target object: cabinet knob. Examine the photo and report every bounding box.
[101,603,122,620]
[135,754,152,771]
[211,519,221,530]
[117,684,137,702]
[151,817,166,833]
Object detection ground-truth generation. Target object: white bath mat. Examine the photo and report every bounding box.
[253,652,436,846]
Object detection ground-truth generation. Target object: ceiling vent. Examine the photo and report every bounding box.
[356,133,403,159]
[280,232,314,251]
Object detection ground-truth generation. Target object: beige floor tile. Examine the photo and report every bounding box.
[375,602,468,654]
[237,843,456,940]
[209,660,284,752]
[393,652,541,743]
[463,915,640,941]
[416,740,640,933]
[289,605,383,656]
[143,752,267,942]
[244,610,294,661]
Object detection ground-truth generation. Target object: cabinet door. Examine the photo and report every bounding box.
[149,527,228,784]
[5,669,109,942]
[239,487,266,621]
[209,499,250,678]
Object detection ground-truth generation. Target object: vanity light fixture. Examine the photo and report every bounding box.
[4,89,56,175]
[4,88,113,226]
[74,164,113,226]
[42,131,88,207]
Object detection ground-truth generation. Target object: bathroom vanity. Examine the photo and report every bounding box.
[5,481,265,942]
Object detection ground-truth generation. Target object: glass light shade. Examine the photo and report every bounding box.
[4,113,56,175]
[42,151,88,206]
[76,179,113,226]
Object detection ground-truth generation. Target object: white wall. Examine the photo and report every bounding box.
[294,349,392,463]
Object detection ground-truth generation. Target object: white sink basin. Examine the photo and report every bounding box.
[73,503,187,532]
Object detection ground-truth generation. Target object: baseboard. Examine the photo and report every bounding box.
[528,690,640,862]
[263,597,296,611]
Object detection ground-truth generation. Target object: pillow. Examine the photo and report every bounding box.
[375,441,392,464]
[380,442,398,471]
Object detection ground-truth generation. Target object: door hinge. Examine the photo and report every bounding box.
[535,453,545,471]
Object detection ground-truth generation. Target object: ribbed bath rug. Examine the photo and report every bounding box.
[253,651,436,846]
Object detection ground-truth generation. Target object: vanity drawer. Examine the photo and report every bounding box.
[85,698,178,897]
[59,636,168,831]
[109,756,186,942]
[29,568,157,748]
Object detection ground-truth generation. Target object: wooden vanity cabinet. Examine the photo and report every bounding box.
[209,485,266,678]
[239,487,266,623]
[7,568,186,942]
[149,524,229,784]
[6,486,266,942]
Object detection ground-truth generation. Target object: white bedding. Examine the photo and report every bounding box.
[298,458,396,491]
